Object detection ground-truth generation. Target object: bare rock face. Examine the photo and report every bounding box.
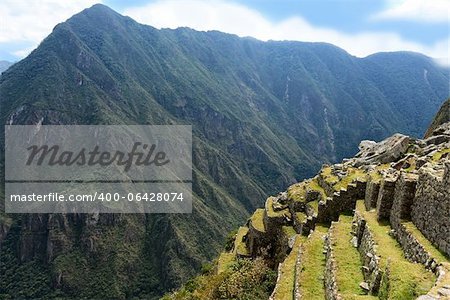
[351,134,410,167]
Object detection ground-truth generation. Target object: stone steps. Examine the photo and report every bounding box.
[353,201,436,299]
[295,225,328,300]
[324,215,377,300]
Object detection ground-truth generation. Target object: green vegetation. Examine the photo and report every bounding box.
[356,201,435,300]
[0,4,448,298]
[368,164,390,182]
[334,168,366,190]
[321,167,339,186]
[432,148,450,162]
[297,225,328,299]
[309,179,327,200]
[287,182,307,202]
[217,253,235,274]
[295,212,307,223]
[234,227,250,256]
[250,209,266,233]
[282,226,297,237]
[307,201,319,216]
[266,197,291,219]
[272,235,305,300]
[162,258,277,300]
[402,222,449,263]
[332,215,378,299]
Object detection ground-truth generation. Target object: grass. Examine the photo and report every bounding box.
[282,226,297,237]
[309,178,327,199]
[334,168,366,191]
[355,201,435,300]
[273,235,306,300]
[432,148,450,162]
[307,201,319,216]
[402,221,449,263]
[287,182,307,202]
[332,215,378,299]
[368,164,390,183]
[295,212,307,223]
[266,196,291,219]
[321,166,339,186]
[297,225,329,300]
[234,226,249,256]
[250,209,266,233]
[217,252,235,274]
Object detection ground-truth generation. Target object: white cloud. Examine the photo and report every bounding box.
[0,0,100,58]
[372,0,450,23]
[123,0,449,65]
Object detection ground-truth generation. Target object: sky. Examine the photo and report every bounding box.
[0,0,449,66]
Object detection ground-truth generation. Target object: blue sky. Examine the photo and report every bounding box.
[0,0,449,65]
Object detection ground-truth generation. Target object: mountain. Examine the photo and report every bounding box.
[0,61,12,74]
[167,106,450,300]
[425,98,450,138]
[0,4,449,299]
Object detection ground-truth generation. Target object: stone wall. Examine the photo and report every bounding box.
[324,223,340,300]
[376,177,397,221]
[390,222,440,272]
[364,177,380,210]
[412,163,450,256]
[317,180,366,224]
[390,173,418,227]
[353,211,383,294]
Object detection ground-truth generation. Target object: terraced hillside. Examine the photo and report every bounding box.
[166,120,450,299]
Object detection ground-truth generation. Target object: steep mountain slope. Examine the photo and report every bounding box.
[425,98,450,138]
[0,4,449,299]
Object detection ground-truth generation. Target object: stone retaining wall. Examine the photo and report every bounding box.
[324,223,340,300]
[376,177,396,221]
[353,211,383,294]
[390,173,418,227]
[412,163,450,256]
[364,177,380,210]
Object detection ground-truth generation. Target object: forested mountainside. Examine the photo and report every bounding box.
[167,100,450,300]
[0,4,449,299]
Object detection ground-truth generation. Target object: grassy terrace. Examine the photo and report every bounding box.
[234,226,249,256]
[307,201,319,216]
[273,235,306,300]
[368,163,390,182]
[334,168,366,190]
[432,148,450,161]
[266,197,291,219]
[217,252,235,274]
[309,178,327,199]
[402,222,449,263]
[250,209,266,233]
[297,225,328,300]
[282,226,297,237]
[332,215,378,300]
[356,201,435,300]
[295,212,307,224]
[321,166,339,186]
[287,182,307,202]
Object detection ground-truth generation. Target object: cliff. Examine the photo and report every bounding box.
[425,98,450,138]
[167,120,450,299]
